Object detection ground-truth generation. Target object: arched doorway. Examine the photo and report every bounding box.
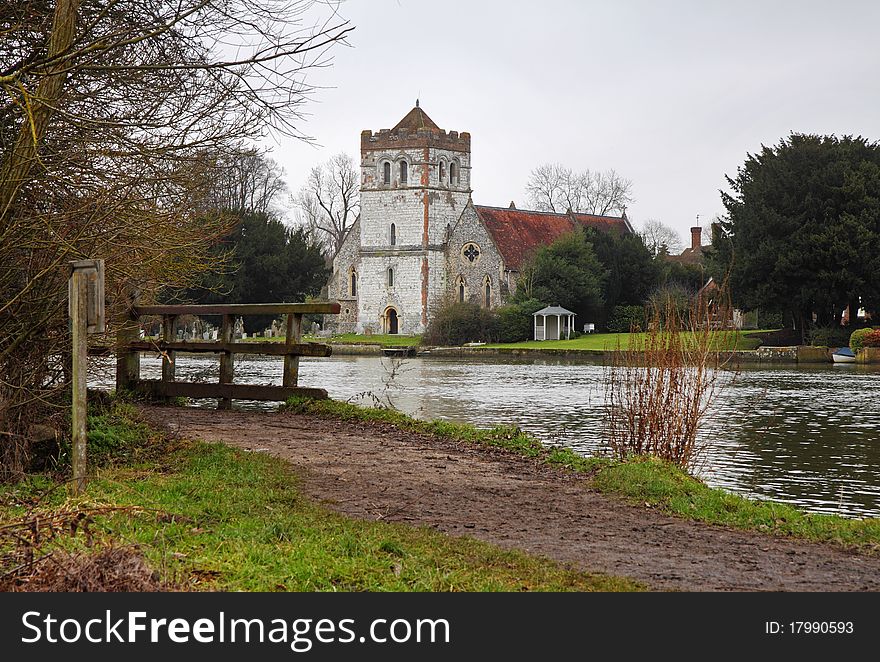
[385,308,399,335]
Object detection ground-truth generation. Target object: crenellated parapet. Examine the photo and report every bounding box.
[361,127,471,153]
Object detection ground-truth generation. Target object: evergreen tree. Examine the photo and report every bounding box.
[713,133,880,335]
[188,211,328,332]
[586,227,660,327]
[516,231,608,324]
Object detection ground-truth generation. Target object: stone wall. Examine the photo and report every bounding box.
[326,217,361,334]
[356,252,437,335]
[445,202,506,309]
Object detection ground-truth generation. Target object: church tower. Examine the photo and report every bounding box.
[356,104,471,334]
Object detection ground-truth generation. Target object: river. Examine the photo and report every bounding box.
[91,354,880,518]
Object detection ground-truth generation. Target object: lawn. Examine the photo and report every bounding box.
[318,333,422,347]
[242,333,422,347]
[485,329,769,352]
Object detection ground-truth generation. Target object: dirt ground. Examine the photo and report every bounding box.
[140,405,880,592]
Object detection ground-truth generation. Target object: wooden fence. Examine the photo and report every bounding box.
[113,302,340,409]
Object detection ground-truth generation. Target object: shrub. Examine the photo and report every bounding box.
[423,300,497,346]
[808,326,851,348]
[495,298,544,343]
[603,292,736,471]
[850,327,878,352]
[606,305,647,333]
[862,329,880,348]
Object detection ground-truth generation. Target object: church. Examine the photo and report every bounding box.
[327,104,633,335]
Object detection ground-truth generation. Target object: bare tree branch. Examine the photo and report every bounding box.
[640,219,684,257]
[526,162,633,216]
[0,0,351,477]
[292,152,359,257]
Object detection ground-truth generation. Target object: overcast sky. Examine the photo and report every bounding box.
[271,0,880,242]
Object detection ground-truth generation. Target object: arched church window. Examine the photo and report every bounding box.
[390,223,396,246]
[350,270,357,297]
[400,161,408,184]
[449,161,458,186]
[457,276,465,303]
[383,161,391,185]
[439,161,446,184]
[484,276,491,308]
[388,267,394,287]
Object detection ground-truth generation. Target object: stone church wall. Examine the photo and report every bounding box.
[445,204,506,309]
[326,217,360,333]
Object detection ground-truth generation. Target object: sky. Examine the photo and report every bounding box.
[269,0,880,242]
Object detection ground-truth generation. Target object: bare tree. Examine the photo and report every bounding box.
[640,219,684,257]
[293,152,359,257]
[526,163,633,216]
[203,149,289,216]
[0,0,352,477]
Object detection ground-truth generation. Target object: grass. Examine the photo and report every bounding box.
[283,396,597,468]
[285,397,880,551]
[0,403,641,592]
[593,457,880,549]
[484,329,769,352]
[241,330,767,351]
[319,333,422,347]
[241,333,422,347]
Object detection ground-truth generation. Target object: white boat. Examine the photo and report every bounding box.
[832,347,856,363]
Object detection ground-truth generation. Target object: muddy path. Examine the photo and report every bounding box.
[140,406,880,592]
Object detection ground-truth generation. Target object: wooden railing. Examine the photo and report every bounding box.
[114,302,340,409]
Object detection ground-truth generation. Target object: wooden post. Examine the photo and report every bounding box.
[115,291,140,393]
[69,267,88,495]
[283,313,303,387]
[162,314,176,402]
[218,314,234,410]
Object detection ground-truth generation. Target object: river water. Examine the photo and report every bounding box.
[91,354,880,518]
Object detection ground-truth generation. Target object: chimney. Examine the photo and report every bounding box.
[690,226,702,251]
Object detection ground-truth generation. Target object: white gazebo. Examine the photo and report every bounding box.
[533,305,576,341]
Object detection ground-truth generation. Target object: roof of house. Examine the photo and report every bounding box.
[533,305,576,317]
[474,205,630,270]
[665,245,704,266]
[391,104,440,132]
[572,212,633,235]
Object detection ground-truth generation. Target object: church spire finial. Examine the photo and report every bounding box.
[416,98,419,108]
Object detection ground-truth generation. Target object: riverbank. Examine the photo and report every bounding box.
[424,343,880,363]
[240,330,880,363]
[0,403,639,592]
[137,401,880,591]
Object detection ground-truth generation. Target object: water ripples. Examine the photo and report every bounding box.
[91,354,880,518]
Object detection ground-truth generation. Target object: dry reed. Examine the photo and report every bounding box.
[603,288,737,472]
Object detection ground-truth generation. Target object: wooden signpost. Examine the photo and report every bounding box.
[69,259,105,495]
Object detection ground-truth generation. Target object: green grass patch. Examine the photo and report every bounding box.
[484,330,768,352]
[321,333,422,347]
[245,333,422,347]
[89,442,640,591]
[1,405,641,592]
[283,397,593,466]
[285,398,880,551]
[593,457,880,549]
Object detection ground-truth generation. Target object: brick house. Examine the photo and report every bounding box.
[327,105,633,335]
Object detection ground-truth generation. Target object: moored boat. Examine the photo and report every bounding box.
[832,347,856,363]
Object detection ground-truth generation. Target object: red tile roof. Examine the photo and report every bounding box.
[572,212,632,236]
[391,105,440,132]
[475,206,630,270]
